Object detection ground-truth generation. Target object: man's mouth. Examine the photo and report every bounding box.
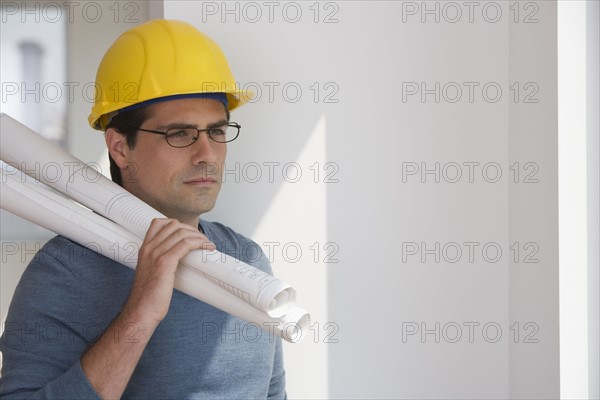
[184,177,217,185]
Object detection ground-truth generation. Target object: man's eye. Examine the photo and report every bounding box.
[167,129,189,138]
[209,128,226,136]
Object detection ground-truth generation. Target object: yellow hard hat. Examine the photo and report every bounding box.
[88,19,253,130]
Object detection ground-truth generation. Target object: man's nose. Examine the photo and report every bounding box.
[191,132,218,164]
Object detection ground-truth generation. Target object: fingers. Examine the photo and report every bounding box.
[139,219,213,270]
[144,219,215,253]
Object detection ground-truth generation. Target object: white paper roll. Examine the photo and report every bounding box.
[0,165,310,342]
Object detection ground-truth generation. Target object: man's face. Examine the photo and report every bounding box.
[119,98,228,224]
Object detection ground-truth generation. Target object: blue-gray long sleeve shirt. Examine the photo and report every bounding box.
[0,220,286,399]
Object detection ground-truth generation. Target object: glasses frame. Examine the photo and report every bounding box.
[135,122,241,147]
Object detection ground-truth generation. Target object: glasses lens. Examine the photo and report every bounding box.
[208,126,229,143]
[209,124,239,143]
[163,124,239,147]
[165,128,198,147]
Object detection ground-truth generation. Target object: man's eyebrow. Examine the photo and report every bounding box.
[155,119,229,130]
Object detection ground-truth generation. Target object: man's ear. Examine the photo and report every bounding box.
[105,128,131,168]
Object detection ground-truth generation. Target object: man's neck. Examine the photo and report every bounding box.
[179,216,201,230]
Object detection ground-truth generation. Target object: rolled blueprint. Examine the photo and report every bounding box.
[0,113,294,317]
[0,165,309,342]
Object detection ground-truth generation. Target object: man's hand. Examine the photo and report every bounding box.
[81,218,215,399]
[123,218,216,326]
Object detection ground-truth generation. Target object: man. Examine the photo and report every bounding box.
[0,20,286,398]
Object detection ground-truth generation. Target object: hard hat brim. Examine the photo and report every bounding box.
[90,89,255,131]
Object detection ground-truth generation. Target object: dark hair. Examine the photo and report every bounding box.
[105,106,151,186]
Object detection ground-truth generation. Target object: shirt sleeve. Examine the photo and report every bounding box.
[0,239,101,400]
[267,337,287,400]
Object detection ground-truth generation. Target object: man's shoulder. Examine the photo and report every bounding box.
[200,220,253,245]
[32,235,96,266]
[34,235,108,263]
[27,235,128,283]
[199,220,271,272]
[39,234,79,251]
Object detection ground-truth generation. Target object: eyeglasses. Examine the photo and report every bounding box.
[135,122,241,148]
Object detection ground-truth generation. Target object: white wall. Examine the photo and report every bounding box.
[1,1,565,398]
[510,4,559,397]
[66,1,149,164]
[164,1,558,398]
[586,3,600,398]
